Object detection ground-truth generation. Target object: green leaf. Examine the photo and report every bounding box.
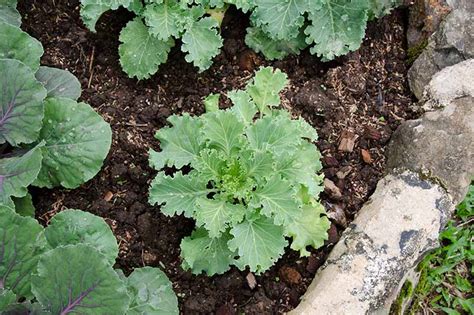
[33,97,112,189]
[0,59,46,146]
[12,192,35,217]
[149,172,210,217]
[126,267,178,315]
[119,17,174,80]
[194,148,226,181]
[1,301,45,314]
[195,197,246,238]
[143,1,188,40]
[35,66,82,100]
[0,0,19,7]
[127,0,144,14]
[0,6,21,27]
[0,22,43,71]
[181,17,223,72]
[44,209,119,265]
[246,66,288,113]
[0,289,16,310]
[245,25,308,60]
[150,113,203,170]
[286,203,329,256]
[202,111,245,156]
[0,195,15,211]
[276,141,323,195]
[0,144,43,203]
[368,0,399,19]
[80,0,133,31]
[305,0,368,60]
[204,93,220,113]
[246,115,299,155]
[251,0,310,40]
[31,244,130,315]
[251,175,300,225]
[226,0,255,12]
[229,214,287,274]
[0,207,45,299]
[227,90,257,125]
[241,150,274,179]
[180,228,235,275]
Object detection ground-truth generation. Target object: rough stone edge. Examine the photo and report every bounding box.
[289,172,455,315]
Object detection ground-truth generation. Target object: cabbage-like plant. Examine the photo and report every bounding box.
[148,67,330,275]
[0,207,178,314]
[0,1,112,214]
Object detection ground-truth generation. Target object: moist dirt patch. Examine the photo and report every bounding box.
[19,1,417,313]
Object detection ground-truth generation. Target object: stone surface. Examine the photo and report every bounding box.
[290,172,454,315]
[387,96,474,204]
[408,0,473,99]
[423,59,474,108]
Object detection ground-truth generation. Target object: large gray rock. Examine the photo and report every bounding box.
[387,95,473,204]
[408,0,473,99]
[290,172,454,314]
[423,59,474,108]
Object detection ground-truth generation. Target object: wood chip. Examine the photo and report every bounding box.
[324,178,342,199]
[103,191,114,202]
[279,266,302,285]
[246,272,257,290]
[338,130,358,152]
[361,149,373,164]
[364,126,381,140]
[336,166,352,179]
[323,156,339,167]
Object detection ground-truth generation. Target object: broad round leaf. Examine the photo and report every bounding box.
[305,0,368,60]
[0,207,45,299]
[35,66,82,100]
[0,289,16,310]
[0,195,15,211]
[12,192,35,217]
[33,97,112,189]
[0,144,43,202]
[31,244,130,315]
[127,267,178,315]
[44,209,118,265]
[0,59,46,146]
[0,6,21,27]
[0,22,43,71]
[119,17,174,80]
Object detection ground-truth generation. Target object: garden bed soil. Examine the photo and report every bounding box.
[19,1,416,314]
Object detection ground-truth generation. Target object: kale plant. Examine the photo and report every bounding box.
[0,1,112,214]
[148,67,330,275]
[0,207,178,314]
[78,0,400,79]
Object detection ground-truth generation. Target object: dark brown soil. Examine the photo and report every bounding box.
[19,1,416,314]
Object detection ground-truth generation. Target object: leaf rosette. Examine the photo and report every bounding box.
[149,67,329,275]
